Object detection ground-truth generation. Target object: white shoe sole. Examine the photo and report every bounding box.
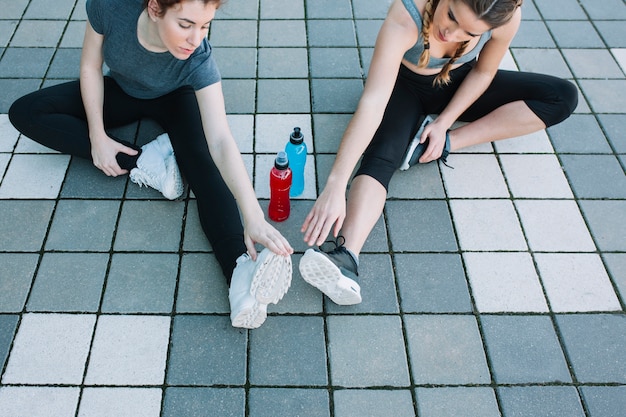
[299,249,362,305]
[399,115,433,171]
[231,250,292,329]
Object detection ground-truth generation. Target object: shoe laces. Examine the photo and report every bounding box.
[319,235,347,255]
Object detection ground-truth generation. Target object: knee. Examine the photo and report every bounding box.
[8,94,31,133]
[559,79,579,118]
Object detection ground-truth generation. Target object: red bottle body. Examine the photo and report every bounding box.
[268,153,292,222]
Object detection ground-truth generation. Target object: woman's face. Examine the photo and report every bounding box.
[151,0,217,60]
[432,0,491,44]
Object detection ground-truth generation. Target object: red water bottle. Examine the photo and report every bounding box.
[268,151,292,222]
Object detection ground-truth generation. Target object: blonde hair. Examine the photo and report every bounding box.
[418,0,523,86]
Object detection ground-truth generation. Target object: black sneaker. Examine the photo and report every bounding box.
[299,237,362,305]
[399,115,451,170]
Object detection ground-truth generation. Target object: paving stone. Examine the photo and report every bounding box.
[248,388,330,417]
[352,0,392,18]
[272,254,324,314]
[547,21,605,48]
[24,0,75,19]
[515,200,596,252]
[387,161,446,199]
[45,200,120,251]
[578,80,626,113]
[166,315,247,386]
[259,20,307,47]
[580,386,626,417]
[498,386,585,417]
[47,48,81,79]
[2,313,95,384]
[327,315,410,387]
[27,253,107,313]
[305,0,353,18]
[579,200,626,251]
[334,389,415,417]
[102,254,178,314]
[394,253,472,313]
[221,79,256,113]
[257,48,309,78]
[212,47,256,79]
[0,314,19,372]
[0,201,55,251]
[547,114,612,154]
[61,158,127,198]
[578,0,626,19]
[562,49,624,79]
[415,387,500,417]
[307,20,356,47]
[596,113,626,153]
[78,388,161,417]
[209,20,257,47]
[464,252,548,313]
[257,79,311,113]
[481,315,570,383]
[441,154,508,198]
[386,200,457,252]
[494,129,555,154]
[556,314,626,383]
[260,0,304,18]
[512,48,573,78]
[404,315,491,385]
[309,48,363,78]
[255,114,313,153]
[451,199,527,251]
[249,316,327,386]
[536,253,621,312]
[2,0,29,19]
[323,254,398,314]
[603,253,626,302]
[113,200,184,251]
[311,79,363,112]
[60,21,85,48]
[561,155,626,198]
[0,114,19,152]
[500,154,573,198]
[533,0,587,19]
[0,79,41,113]
[216,0,258,19]
[0,253,38,312]
[10,21,65,47]
[162,388,245,417]
[0,387,80,417]
[0,154,69,199]
[510,21,555,48]
[85,315,170,386]
[176,253,229,313]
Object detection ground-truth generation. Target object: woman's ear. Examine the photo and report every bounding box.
[147,0,161,21]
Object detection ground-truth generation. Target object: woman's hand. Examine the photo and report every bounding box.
[90,134,138,177]
[243,215,293,260]
[301,185,346,247]
[418,118,450,163]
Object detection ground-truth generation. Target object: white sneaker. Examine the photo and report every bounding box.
[229,248,292,329]
[129,133,184,200]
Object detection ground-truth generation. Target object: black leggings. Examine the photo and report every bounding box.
[8,77,246,280]
[356,62,579,190]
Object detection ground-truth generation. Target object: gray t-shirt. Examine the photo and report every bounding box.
[86,0,221,99]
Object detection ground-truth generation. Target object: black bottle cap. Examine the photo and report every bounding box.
[290,127,304,144]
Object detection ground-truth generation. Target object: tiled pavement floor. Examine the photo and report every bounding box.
[1,0,625,415]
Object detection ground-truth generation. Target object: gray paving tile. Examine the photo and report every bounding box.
[511,48,573,78]
[561,155,626,198]
[47,48,82,79]
[2,0,29,19]
[102,253,178,314]
[309,48,362,78]
[260,0,304,19]
[257,48,308,78]
[10,21,65,47]
[305,0,353,19]
[547,114,612,153]
[579,79,626,113]
[0,253,38,312]
[386,200,457,252]
[388,161,446,199]
[352,0,392,18]
[249,316,327,386]
[27,253,107,313]
[394,253,472,313]
[258,20,306,47]
[45,200,120,251]
[212,47,256,79]
[595,21,626,48]
[209,20,257,47]
[248,388,330,417]
[481,315,570,384]
[325,254,399,314]
[311,78,362,112]
[256,79,310,113]
[176,253,229,313]
[404,315,491,385]
[334,389,415,417]
[355,20,384,47]
[0,21,17,48]
[520,0,541,20]
[215,0,258,19]
[0,154,70,198]
[78,388,161,417]
[556,314,626,383]
[498,386,585,417]
[415,387,499,417]
[441,154,508,198]
[533,0,587,19]
[85,315,170,386]
[547,20,605,48]
[60,21,85,48]
[596,114,626,153]
[603,253,626,303]
[166,315,247,386]
[162,387,244,417]
[23,0,75,19]
[61,158,127,198]
[562,49,624,79]
[0,47,54,78]
[327,315,410,387]
[510,21,555,48]
[578,0,626,19]
[307,20,356,47]
[0,201,54,251]
[580,386,626,417]
[113,200,184,252]
[0,79,41,113]
[0,387,79,417]
[2,313,95,384]
[0,314,19,372]
[579,200,626,251]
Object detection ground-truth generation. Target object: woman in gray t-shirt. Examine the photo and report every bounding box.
[9,0,293,330]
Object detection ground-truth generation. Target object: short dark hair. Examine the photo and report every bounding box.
[143,0,224,17]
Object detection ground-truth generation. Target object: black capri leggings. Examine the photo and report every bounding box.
[356,61,578,190]
[9,77,246,280]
